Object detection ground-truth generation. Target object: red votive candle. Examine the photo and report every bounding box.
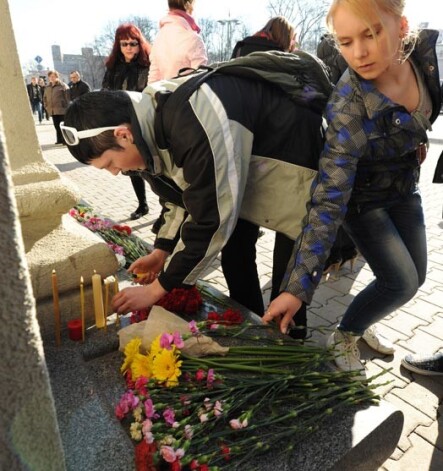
[67,318,82,341]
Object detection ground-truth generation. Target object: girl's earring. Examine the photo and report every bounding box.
[398,34,411,65]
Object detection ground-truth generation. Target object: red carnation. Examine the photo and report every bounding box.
[222,308,243,325]
[135,441,157,471]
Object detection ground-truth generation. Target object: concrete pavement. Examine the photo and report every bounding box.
[35,115,443,470]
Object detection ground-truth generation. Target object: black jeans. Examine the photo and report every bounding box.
[221,219,307,338]
[52,114,64,143]
[130,175,147,207]
[221,219,264,315]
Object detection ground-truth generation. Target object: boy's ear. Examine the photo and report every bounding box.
[114,126,133,144]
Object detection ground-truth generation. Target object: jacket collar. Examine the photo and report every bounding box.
[125,91,162,175]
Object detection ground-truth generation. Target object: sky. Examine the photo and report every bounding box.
[7,0,438,70]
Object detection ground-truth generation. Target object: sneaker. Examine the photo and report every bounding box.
[327,329,366,378]
[361,325,395,355]
[401,352,443,376]
[130,205,149,220]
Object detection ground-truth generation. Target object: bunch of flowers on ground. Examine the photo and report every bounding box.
[130,287,203,324]
[116,317,386,470]
[69,205,151,266]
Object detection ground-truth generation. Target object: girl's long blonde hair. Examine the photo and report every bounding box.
[326,0,417,63]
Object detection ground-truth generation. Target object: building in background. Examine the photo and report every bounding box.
[51,45,105,89]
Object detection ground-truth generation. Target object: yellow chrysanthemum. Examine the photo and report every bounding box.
[151,348,182,387]
[149,334,162,356]
[120,338,142,373]
[131,353,152,380]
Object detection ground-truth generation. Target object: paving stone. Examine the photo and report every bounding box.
[400,297,443,323]
[391,381,441,420]
[398,330,443,355]
[313,284,350,307]
[384,393,434,452]
[380,311,429,338]
[382,432,443,471]
[365,362,408,397]
[320,274,365,297]
[420,289,443,309]
[416,404,443,452]
[375,320,411,344]
[419,316,443,340]
[372,343,415,384]
[308,311,336,331]
[310,298,349,324]
[425,267,443,285]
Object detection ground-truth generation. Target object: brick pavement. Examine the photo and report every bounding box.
[35,116,443,470]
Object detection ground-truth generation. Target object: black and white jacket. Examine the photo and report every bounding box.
[125,54,328,293]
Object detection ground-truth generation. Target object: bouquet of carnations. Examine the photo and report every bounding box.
[116,310,385,471]
[69,205,151,266]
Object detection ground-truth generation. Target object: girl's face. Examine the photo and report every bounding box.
[333,4,404,81]
[120,37,140,63]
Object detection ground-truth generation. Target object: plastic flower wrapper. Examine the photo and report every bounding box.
[118,306,229,357]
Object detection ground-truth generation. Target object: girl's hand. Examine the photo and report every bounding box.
[262,292,303,335]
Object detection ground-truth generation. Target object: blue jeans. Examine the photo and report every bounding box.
[31,100,42,122]
[339,193,427,335]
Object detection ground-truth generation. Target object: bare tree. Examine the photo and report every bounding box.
[267,0,328,52]
[199,18,249,63]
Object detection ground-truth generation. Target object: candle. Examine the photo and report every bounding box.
[91,270,105,328]
[80,276,85,341]
[103,279,110,332]
[51,269,61,346]
[114,274,120,327]
[67,318,82,341]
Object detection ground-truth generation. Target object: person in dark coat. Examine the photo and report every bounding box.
[102,23,151,220]
[229,17,310,338]
[316,33,348,84]
[69,71,91,100]
[27,76,43,123]
[232,16,296,58]
[39,78,50,120]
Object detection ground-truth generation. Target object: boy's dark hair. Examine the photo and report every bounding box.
[64,90,132,164]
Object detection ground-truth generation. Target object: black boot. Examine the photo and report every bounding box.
[130,204,149,220]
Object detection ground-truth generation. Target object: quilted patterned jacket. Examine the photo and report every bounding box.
[282,29,442,304]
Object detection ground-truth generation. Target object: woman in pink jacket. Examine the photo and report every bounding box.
[148,0,208,83]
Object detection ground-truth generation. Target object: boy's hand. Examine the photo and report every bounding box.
[128,249,169,284]
[112,279,167,314]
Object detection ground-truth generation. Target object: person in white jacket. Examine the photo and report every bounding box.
[148,0,208,83]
